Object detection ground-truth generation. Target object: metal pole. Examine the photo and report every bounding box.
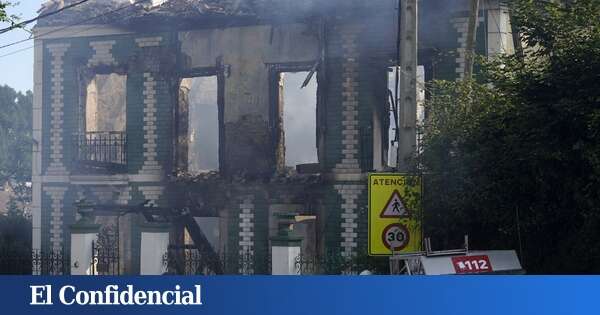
[397,0,418,172]
[464,0,480,79]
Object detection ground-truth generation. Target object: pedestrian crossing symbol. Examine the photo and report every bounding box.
[368,173,422,256]
[380,190,410,218]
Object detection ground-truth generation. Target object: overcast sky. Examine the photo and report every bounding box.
[0,1,44,93]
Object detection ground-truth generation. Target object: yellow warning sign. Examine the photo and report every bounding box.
[380,190,410,218]
[368,173,422,256]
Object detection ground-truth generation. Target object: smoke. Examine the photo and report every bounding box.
[420,0,473,48]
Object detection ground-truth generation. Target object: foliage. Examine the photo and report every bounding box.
[0,1,18,25]
[0,85,32,208]
[0,207,31,250]
[0,84,32,263]
[420,0,600,273]
[0,2,9,22]
[0,205,32,274]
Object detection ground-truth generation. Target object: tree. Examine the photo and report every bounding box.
[420,0,600,273]
[0,85,32,209]
[0,1,17,25]
[0,83,33,273]
[0,202,32,274]
[0,2,9,22]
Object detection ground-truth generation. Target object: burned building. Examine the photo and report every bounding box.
[31,0,514,274]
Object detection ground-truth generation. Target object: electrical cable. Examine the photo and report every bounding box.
[0,0,145,55]
[0,0,92,35]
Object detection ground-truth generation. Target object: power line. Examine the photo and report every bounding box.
[0,44,33,58]
[1,0,143,50]
[0,0,92,35]
[0,0,145,57]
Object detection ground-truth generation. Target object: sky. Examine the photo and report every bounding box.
[283,72,318,166]
[0,1,44,93]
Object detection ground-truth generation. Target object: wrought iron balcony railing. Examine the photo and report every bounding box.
[74,131,127,167]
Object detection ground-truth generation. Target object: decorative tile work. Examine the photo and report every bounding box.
[139,72,162,175]
[46,43,70,175]
[117,186,132,205]
[331,25,364,258]
[239,195,255,275]
[44,186,68,251]
[88,40,117,67]
[451,16,484,80]
[334,184,364,257]
[138,186,164,207]
[135,37,164,176]
[135,37,163,48]
[333,25,362,176]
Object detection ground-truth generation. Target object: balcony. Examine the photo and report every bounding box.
[74,131,127,173]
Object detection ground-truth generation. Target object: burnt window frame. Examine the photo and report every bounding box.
[174,66,225,174]
[74,65,129,173]
[267,61,321,173]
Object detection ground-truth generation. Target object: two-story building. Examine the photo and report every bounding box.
[31,0,514,274]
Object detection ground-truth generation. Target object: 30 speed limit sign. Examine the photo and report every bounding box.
[368,174,422,256]
[381,224,410,251]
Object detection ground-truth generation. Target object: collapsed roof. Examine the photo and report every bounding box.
[37,0,137,27]
[36,0,390,28]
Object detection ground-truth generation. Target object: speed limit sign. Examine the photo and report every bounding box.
[381,223,410,251]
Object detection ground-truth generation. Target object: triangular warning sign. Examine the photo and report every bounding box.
[380,190,410,218]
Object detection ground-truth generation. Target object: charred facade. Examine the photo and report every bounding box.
[32,0,514,274]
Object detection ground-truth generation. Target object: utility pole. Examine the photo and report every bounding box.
[464,0,480,79]
[397,0,418,172]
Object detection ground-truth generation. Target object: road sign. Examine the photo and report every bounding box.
[380,190,410,218]
[381,223,410,251]
[369,173,422,256]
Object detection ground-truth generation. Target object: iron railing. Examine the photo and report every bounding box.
[92,240,120,275]
[163,248,370,275]
[0,249,69,275]
[295,254,363,275]
[162,247,267,275]
[75,131,127,166]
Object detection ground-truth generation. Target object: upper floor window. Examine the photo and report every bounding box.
[270,63,320,173]
[178,75,220,174]
[85,73,126,133]
[280,71,318,168]
[75,73,127,171]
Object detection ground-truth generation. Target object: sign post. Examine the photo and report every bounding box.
[368,173,422,256]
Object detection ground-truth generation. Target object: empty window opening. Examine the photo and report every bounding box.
[384,66,425,168]
[280,72,318,168]
[386,67,400,168]
[86,73,127,132]
[81,73,127,166]
[180,76,219,173]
